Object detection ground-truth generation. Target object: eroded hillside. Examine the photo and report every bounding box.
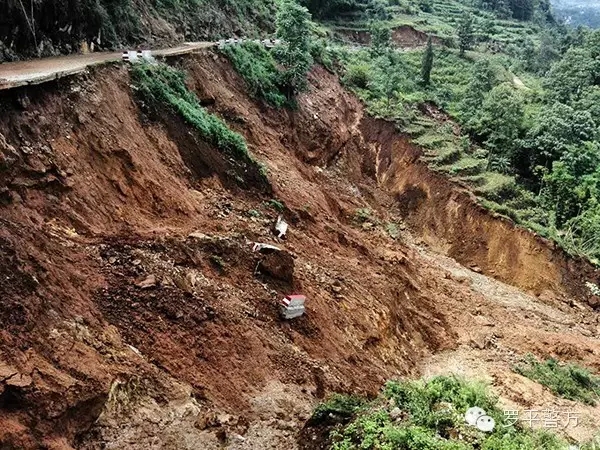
[1,51,600,449]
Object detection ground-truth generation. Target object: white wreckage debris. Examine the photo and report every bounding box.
[252,242,281,254]
[280,294,306,320]
[275,215,288,239]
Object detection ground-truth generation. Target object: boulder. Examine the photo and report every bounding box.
[258,251,294,283]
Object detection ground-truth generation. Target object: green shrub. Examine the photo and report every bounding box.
[473,173,519,202]
[386,222,401,239]
[220,42,288,108]
[266,199,286,212]
[343,63,372,89]
[354,208,373,223]
[514,355,600,406]
[383,376,499,429]
[311,393,366,424]
[310,38,336,71]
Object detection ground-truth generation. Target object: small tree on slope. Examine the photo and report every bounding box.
[458,12,474,56]
[421,36,434,85]
[275,0,314,99]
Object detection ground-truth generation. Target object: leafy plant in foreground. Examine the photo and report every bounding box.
[421,37,434,86]
[326,376,570,450]
[457,12,474,56]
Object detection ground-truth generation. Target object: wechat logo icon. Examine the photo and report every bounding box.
[465,407,496,432]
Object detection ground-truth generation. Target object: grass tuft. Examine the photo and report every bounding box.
[514,355,600,406]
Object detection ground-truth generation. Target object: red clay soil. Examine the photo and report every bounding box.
[391,25,443,47]
[0,52,598,448]
[333,29,372,45]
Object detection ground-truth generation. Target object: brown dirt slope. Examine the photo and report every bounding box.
[0,52,598,449]
[333,25,442,48]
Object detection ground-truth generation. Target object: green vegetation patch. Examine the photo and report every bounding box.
[220,42,289,108]
[514,355,600,406]
[326,0,600,264]
[326,376,570,450]
[221,0,313,107]
[130,62,267,186]
[472,173,519,202]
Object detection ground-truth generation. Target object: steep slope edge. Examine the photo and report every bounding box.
[361,118,600,303]
[0,56,453,448]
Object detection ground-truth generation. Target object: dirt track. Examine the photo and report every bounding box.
[0,50,599,448]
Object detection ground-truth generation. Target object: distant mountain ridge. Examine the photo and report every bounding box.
[551,0,600,27]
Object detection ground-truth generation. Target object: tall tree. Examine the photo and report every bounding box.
[509,0,534,21]
[545,46,595,103]
[533,0,554,24]
[421,37,434,85]
[275,0,314,99]
[300,0,358,19]
[370,22,391,56]
[535,33,560,75]
[370,55,404,114]
[367,0,390,20]
[543,142,600,227]
[522,103,597,170]
[457,12,474,56]
[477,83,525,162]
[459,58,498,124]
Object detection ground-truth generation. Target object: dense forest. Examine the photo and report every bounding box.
[318,0,600,263]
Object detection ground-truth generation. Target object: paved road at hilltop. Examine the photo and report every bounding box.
[0,42,214,91]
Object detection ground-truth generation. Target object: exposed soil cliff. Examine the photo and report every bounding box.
[361,118,600,302]
[334,25,443,48]
[0,52,599,449]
